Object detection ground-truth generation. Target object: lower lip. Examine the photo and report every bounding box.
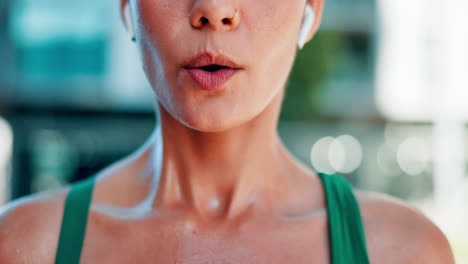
[184,68,239,90]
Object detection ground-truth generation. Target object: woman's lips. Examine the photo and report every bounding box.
[181,52,242,91]
[184,67,239,90]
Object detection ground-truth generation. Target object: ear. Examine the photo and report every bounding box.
[303,0,325,45]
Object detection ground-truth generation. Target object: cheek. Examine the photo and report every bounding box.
[246,2,303,100]
[135,0,186,103]
[135,0,185,70]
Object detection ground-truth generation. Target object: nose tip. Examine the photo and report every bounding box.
[190,4,240,31]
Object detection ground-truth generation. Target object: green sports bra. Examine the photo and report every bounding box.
[54,173,370,264]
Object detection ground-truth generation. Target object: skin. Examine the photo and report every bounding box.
[0,0,455,263]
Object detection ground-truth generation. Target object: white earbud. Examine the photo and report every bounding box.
[124,4,136,42]
[297,4,315,49]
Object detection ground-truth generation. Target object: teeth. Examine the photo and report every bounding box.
[198,65,228,72]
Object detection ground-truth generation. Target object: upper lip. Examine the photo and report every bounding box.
[182,52,242,69]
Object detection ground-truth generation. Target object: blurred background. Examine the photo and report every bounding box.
[0,0,467,261]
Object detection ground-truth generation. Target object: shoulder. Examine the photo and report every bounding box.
[354,190,455,264]
[0,188,69,263]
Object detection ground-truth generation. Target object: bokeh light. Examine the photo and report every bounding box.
[311,135,363,175]
[310,136,335,175]
[396,136,430,176]
[329,135,363,174]
[0,117,13,205]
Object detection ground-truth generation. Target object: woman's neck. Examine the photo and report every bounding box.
[94,91,318,225]
[139,91,302,220]
[97,91,317,223]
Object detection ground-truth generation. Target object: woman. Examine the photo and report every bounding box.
[0,0,454,263]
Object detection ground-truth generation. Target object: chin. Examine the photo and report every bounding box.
[179,113,242,133]
[157,79,267,133]
[176,106,254,133]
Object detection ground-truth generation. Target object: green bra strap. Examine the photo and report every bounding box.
[55,176,96,264]
[318,173,370,264]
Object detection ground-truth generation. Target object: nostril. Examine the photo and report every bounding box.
[200,17,209,25]
[222,18,231,25]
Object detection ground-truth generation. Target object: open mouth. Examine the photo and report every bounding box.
[183,65,238,90]
[181,52,242,90]
[197,65,230,72]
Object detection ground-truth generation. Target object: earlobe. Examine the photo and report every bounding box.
[124,4,136,42]
[297,4,315,49]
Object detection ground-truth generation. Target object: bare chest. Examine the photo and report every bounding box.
[78,214,330,264]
